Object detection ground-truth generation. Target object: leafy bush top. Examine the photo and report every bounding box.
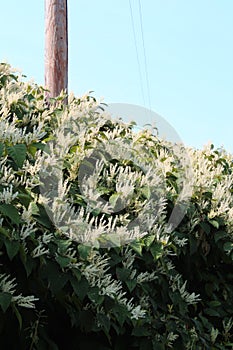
[0,63,233,349]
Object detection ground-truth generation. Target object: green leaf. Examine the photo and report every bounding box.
[109,193,120,208]
[200,222,211,235]
[31,142,45,151]
[12,304,22,330]
[223,242,233,254]
[130,240,143,255]
[204,308,220,317]
[208,300,221,307]
[35,204,53,228]
[0,143,4,157]
[116,267,131,282]
[141,185,151,199]
[125,279,137,292]
[23,255,35,277]
[214,231,227,243]
[4,240,20,260]
[28,142,45,157]
[88,287,104,304]
[143,235,155,248]
[0,292,12,312]
[209,219,219,229]
[17,193,32,207]
[28,144,37,157]
[7,144,27,168]
[112,304,128,327]
[97,313,110,333]
[0,204,21,225]
[56,238,71,255]
[55,255,71,268]
[0,226,10,238]
[70,277,89,302]
[150,243,163,261]
[30,202,40,215]
[19,244,27,267]
[78,244,92,260]
[199,314,212,329]
[42,261,69,294]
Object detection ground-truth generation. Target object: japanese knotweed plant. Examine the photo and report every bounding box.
[0,63,233,349]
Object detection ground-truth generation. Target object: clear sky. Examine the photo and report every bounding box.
[0,1,233,151]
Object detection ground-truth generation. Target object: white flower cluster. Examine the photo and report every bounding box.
[0,75,48,145]
[166,332,179,348]
[121,248,158,284]
[0,185,18,204]
[189,144,233,232]
[0,158,21,187]
[76,251,146,320]
[38,100,190,247]
[0,118,46,145]
[170,273,200,305]
[31,231,53,258]
[0,273,38,309]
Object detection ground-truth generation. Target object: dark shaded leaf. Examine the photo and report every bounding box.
[0,292,12,312]
[55,255,71,268]
[0,204,21,225]
[200,222,211,235]
[0,143,4,157]
[4,240,20,260]
[70,277,89,302]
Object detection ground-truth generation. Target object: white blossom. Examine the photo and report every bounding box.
[0,274,38,309]
[0,185,18,204]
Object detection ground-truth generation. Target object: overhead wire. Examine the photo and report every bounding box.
[128,0,152,127]
[138,0,152,114]
[129,0,146,108]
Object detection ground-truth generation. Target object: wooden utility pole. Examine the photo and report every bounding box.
[45,0,68,99]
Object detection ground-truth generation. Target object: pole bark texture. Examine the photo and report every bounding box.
[45,0,68,99]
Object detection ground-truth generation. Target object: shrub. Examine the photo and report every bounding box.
[0,63,233,349]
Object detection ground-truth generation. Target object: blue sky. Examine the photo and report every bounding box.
[0,1,233,151]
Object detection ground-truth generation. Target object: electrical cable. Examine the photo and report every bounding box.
[138,0,152,114]
[129,0,146,108]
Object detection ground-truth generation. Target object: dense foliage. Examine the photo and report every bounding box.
[0,63,233,349]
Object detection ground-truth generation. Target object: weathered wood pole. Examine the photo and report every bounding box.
[45,0,68,99]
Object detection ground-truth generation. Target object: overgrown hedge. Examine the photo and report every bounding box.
[0,63,233,349]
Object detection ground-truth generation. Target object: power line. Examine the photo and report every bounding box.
[138,0,152,113]
[129,0,146,108]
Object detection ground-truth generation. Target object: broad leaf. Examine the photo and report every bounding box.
[7,144,27,168]
[70,276,89,302]
[130,240,143,255]
[12,304,22,330]
[42,261,69,294]
[150,243,163,261]
[125,279,137,292]
[4,240,20,260]
[0,204,21,225]
[214,231,226,243]
[78,244,92,260]
[55,255,71,268]
[0,292,12,312]
[0,143,4,157]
